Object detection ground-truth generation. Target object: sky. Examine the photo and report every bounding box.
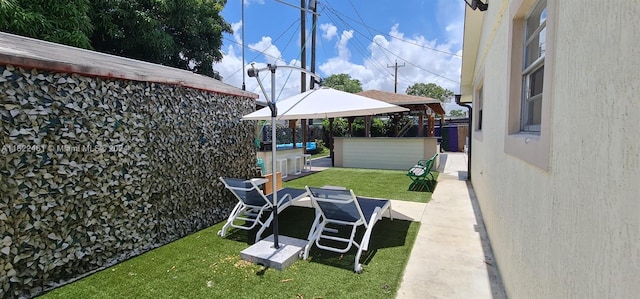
[215,0,466,114]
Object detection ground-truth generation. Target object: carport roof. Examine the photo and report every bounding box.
[357,89,446,115]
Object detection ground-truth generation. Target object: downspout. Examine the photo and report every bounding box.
[455,95,472,181]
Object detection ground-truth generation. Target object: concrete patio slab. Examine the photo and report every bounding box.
[240,235,307,271]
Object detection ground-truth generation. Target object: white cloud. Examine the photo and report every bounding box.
[248,36,285,65]
[217,0,466,114]
[230,21,243,44]
[320,23,337,40]
[336,30,354,60]
[317,23,461,96]
[243,0,265,7]
[316,19,464,113]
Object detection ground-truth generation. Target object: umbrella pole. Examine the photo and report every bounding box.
[269,65,279,249]
[270,115,279,249]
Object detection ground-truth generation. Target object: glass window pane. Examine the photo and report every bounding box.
[539,27,546,57]
[526,97,542,127]
[529,66,544,97]
[525,35,540,67]
[526,0,547,38]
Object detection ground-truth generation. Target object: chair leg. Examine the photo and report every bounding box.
[354,247,364,273]
[217,202,242,237]
[303,216,324,260]
[255,212,273,243]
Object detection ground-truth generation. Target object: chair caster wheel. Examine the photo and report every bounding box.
[217,230,223,237]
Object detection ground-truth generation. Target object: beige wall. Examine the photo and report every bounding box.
[464,1,640,298]
[334,137,439,170]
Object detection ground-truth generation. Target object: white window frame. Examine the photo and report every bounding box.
[505,0,555,171]
[476,84,484,131]
[521,0,547,133]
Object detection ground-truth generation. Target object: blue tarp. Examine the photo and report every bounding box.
[276,142,316,151]
[435,126,459,152]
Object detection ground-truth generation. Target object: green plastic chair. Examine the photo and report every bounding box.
[256,158,265,175]
[406,153,438,192]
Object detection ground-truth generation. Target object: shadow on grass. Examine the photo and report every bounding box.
[221,206,414,272]
[222,206,314,245]
[308,217,414,271]
[407,178,438,193]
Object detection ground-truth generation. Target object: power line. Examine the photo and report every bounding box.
[347,0,395,67]
[321,2,462,58]
[321,4,460,84]
[322,10,393,78]
[219,18,300,81]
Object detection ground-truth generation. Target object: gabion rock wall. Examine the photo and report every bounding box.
[261,125,326,144]
[0,65,256,298]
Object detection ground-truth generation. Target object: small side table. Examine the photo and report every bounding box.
[292,156,302,175]
[277,158,288,178]
[302,154,312,172]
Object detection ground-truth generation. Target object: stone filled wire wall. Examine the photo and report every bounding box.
[0,65,256,298]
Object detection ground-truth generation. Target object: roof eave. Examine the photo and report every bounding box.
[459,6,485,103]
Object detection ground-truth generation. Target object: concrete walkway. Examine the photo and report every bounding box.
[396,152,506,299]
[289,154,506,298]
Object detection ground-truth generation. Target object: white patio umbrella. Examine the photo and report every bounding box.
[243,86,409,120]
[242,66,408,249]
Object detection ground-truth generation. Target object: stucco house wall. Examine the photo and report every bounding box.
[461,1,639,298]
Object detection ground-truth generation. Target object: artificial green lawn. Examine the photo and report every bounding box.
[40,206,419,299]
[309,147,330,160]
[283,168,437,203]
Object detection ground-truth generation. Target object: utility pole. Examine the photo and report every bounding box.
[309,0,317,90]
[274,0,319,152]
[387,60,405,93]
[241,0,246,90]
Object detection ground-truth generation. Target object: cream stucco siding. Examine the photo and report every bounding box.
[462,0,640,298]
[334,137,439,170]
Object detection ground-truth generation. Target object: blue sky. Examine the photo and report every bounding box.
[215,0,465,112]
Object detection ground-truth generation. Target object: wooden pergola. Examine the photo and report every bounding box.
[357,90,445,137]
[257,89,446,152]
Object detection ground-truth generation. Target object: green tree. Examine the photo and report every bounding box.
[90,0,231,78]
[323,73,363,93]
[449,109,467,117]
[321,118,348,137]
[0,0,93,48]
[406,82,454,102]
[1,0,231,78]
[351,117,389,137]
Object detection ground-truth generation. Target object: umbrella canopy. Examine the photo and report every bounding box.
[242,87,409,120]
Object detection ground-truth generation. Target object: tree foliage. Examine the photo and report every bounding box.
[351,118,388,137]
[90,0,231,78]
[321,118,348,137]
[406,82,454,102]
[0,0,93,48]
[449,109,467,117]
[322,73,363,93]
[0,0,232,78]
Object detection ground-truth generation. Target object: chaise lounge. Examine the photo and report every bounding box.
[218,177,308,243]
[302,186,393,273]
